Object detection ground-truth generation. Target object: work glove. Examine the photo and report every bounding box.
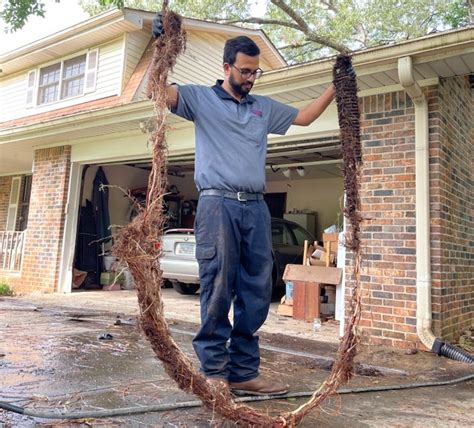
[152,12,164,39]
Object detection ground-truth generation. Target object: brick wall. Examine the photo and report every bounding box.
[355,91,418,348]
[0,176,12,230]
[354,78,472,349]
[430,76,473,342]
[10,146,71,293]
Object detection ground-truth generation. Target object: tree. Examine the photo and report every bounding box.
[81,0,473,62]
[2,0,471,62]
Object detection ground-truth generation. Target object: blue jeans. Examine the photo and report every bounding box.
[192,195,273,382]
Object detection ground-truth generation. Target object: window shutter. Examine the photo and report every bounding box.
[84,49,99,93]
[6,177,21,231]
[26,70,37,108]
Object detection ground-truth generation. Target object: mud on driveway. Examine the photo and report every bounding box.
[0,292,472,427]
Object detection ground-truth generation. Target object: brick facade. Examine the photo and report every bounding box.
[355,77,473,348]
[430,76,473,342]
[355,90,418,348]
[3,146,71,293]
[0,77,471,348]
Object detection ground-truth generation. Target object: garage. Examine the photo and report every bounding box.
[71,133,345,329]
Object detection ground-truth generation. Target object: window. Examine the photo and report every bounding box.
[61,55,86,99]
[288,223,314,247]
[271,221,294,245]
[37,63,61,105]
[36,53,88,105]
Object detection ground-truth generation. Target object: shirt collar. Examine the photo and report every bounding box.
[212,80,255,104]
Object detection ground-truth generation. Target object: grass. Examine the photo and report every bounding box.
[0,282,13,296]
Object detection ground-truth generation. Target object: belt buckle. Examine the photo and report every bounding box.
[237,192,247,202]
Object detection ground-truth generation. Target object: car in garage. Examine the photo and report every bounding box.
[160,218,315,295]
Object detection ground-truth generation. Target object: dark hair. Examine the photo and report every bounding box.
[223,36,260,65]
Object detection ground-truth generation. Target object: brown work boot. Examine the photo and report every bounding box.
[229,375,289,396]
[206,377,229,387]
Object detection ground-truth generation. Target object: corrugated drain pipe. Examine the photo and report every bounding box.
[398,57,473,363]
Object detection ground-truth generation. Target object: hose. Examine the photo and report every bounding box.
[1,373,473,420]
[432,338,474,364]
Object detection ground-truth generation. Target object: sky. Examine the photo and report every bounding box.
[0,0,268,55]
[0,0,89,54]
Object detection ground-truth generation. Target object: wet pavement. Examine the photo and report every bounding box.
[0,291,473,426]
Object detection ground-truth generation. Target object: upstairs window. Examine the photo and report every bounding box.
[37,54,86,105]
[27,49,98,108]
[37,63,61,104]
[61,55,87,99]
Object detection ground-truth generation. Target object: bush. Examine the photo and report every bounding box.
[0,282,13,296]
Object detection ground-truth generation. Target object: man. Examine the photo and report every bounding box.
[153,17,337,396]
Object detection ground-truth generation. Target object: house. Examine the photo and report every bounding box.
[0,8,472,350]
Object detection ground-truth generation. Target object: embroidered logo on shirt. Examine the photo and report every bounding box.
[251,109,263,117]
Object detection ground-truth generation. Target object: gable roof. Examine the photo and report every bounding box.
[0,8,286,77]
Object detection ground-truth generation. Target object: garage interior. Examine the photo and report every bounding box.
[73,135,345,325]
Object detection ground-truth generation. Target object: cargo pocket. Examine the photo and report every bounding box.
[196,244,217,290]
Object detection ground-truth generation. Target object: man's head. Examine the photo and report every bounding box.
[223,36,262,97]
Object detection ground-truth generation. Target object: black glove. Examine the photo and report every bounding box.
[152,12,164,39]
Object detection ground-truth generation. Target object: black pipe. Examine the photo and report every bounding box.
[432,338,474,364]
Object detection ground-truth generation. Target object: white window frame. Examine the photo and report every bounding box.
[28,49,98,108]
[37,62,63,106]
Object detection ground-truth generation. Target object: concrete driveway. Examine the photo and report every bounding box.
[1,290,472,426]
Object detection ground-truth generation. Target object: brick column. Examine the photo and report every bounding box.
[430,76,474,342]
[20,146,71,293]
[354,91,418,348]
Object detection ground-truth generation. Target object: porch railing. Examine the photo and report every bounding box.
[0,231,26,272]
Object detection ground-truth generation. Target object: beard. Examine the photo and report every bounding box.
[229,74,253,96]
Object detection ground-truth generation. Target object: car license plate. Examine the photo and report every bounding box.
[176,242,195,255]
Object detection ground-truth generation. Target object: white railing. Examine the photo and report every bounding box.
[0,231,25,272]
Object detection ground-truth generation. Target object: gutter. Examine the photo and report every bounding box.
[398,57,473,363]
[255,26,474,93]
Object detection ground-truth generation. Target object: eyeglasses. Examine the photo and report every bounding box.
[231,65,263,79]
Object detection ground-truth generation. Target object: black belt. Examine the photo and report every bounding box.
[200,189,264,202]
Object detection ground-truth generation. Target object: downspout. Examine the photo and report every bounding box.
[398,57,473,363]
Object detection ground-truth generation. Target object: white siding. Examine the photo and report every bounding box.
[134,31,228,101]
[134,30,276,101]
[0,38,124,123]
[0,73,28,122]
[123,29,150,89]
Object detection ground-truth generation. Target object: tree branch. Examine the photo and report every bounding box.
[270,0,311,33]
[212,16,300,30]
[279,41,312,50]
[270,0,349,53]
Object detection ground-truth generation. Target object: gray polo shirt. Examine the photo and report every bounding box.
[171,80,298,193]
